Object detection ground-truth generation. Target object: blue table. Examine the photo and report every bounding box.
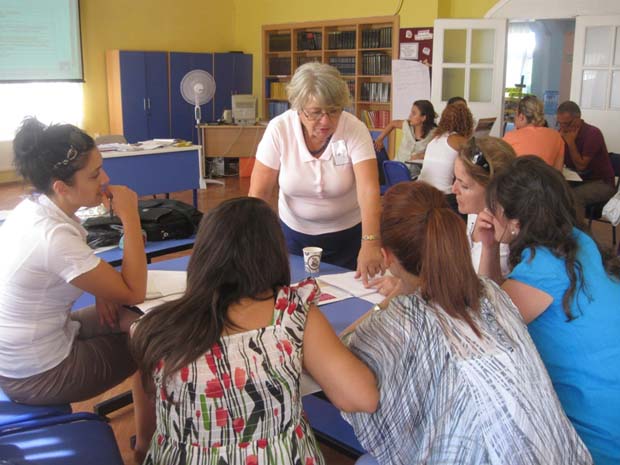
[102,146,201,207]
[95,237,195,267]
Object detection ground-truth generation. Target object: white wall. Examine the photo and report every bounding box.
[0,141,14,171]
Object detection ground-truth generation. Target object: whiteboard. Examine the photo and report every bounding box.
[392,60,431,120]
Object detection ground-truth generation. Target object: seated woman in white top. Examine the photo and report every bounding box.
[452,136,515,275]
[249,62,383,283]
[418,103,473,199]
[0,118,153,454]
[373,100,437,177]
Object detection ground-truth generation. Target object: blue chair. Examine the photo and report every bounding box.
[382,160,412,188]
[375,148,389,194]
[302,394,365,457]
[0,412,123,464]
[0,387,70,429]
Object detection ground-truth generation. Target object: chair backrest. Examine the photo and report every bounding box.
[95,134,127,145]
[375,148,389,185]
[383,160,411,187]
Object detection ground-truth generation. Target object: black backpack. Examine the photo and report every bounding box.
[83,199,203,248]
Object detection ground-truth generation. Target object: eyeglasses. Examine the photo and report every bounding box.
[301,107,342,121]
[469,138,490,172]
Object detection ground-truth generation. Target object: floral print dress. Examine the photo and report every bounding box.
[144,279,325,465]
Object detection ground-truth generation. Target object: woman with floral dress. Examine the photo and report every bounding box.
[131,197,378,464]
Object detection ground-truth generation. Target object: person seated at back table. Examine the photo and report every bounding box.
[503,95,564,170]
[373,100,437,178]
[131,197,379,465]
[556,100,615,215]
[478,156,620,465]
[340,181,591,465]
[418,103,473,213]
[0,117,153,455]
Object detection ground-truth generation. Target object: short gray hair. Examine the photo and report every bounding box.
[286,62,351,110]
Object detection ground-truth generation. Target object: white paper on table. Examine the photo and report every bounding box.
[300,371,322,396]
[392,60,431,120]
[314,281,354,306]
[134,292,185,313]
[318,271,384,303]
[145,270,187,299]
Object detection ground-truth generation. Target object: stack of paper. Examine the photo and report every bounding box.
[135,270,187,313]
[316,271,385,306]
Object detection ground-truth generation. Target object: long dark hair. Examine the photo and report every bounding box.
[131,197,291,389]
[13,117,95,194]
[382,182,483,336]
[486,156,620,320]
[413,99,437,138]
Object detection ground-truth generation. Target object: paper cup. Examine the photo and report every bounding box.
[303,247,323,275]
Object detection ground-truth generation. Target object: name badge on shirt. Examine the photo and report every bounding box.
[332,140,350,166]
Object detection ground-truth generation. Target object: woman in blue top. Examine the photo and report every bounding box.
[478,156,620,465]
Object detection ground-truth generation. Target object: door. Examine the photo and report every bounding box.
[145,52,170,140]
[169,52,214,143]
[570,16,620,152]
[431,19,508,136]
[119,51,149,143]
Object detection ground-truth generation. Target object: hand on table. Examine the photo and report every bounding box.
[355,241,385,286]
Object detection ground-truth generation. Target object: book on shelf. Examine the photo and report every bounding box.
[360,82,390,103]
[269,33,291,52]
[361,27,392,48]
[297,55,321,67]
[268,101,290,119]
[327,56,355,75]
[297,31,322,50]
[266,80,288,100]
[327,30,356,50]
[360,109,390,129]
[361,52,391,75]
[268,57,291,76]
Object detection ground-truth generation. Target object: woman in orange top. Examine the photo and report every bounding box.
[503,95,564,170]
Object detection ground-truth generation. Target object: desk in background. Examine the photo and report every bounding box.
[102,146,201,206]
[200,124,265,178]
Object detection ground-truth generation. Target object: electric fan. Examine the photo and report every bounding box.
[179,70,222,186]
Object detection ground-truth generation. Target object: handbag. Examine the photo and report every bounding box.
[602,189,620,226]
[82,199,203,248]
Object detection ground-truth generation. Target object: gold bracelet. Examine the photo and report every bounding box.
[361,234,380,241]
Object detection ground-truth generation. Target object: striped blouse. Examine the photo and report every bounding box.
[342,278,592,465]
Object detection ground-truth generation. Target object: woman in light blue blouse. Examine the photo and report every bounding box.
[479,156,620,465]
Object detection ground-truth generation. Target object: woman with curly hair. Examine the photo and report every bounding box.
[478,156,620,465]
[418,103,473,210]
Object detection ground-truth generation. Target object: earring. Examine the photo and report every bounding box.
[511,229,517,236]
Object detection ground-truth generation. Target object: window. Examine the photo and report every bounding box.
[0,83,83,140]
[506,22,536,93]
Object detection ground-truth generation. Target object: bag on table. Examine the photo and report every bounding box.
[137,199,202,241]
[603,189,620,226]
[82,199,202,247]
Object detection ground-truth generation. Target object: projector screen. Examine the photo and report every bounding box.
[0,0,84,82]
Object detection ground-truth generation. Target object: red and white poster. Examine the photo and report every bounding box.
[399,27,434,66]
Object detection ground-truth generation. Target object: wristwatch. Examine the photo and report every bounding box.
[371,303,383,313]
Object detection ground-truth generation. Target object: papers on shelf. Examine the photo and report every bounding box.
[131,270,187,313]
[98,139,180,152]
[315,271,385,306]
[97,143,137,152]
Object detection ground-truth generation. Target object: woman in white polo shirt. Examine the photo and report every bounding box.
[249,62,383,282]
[0,118,153,449]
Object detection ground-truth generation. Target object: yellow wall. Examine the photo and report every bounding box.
[79,0,499,135]
[79,0,236,136]
[232,0,441,108]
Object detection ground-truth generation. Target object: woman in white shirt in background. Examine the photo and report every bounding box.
[418,103,474,212]
[249,62,383,283]
[0,118,154,456]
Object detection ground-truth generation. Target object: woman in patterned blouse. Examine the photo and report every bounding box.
[130,197,378,465]
[342,182,591,465]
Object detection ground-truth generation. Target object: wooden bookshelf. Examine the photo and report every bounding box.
[262,16,399,135]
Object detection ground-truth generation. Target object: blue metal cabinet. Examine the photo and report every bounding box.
[169,52,214,144]
[213,53,253,123]
[117,51,170,143]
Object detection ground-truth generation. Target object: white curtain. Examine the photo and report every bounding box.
[506,22,536,92]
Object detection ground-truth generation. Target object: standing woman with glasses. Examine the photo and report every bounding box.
[0,118,154,456]
[249,62,383,283]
